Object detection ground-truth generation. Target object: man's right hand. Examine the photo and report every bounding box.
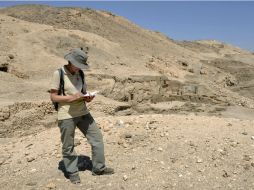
[68,92,84,102]
[50,90,85,103]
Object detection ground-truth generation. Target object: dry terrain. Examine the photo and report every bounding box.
[0,5,254,190]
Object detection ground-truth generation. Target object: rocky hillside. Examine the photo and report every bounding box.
[0,5,254,189]
[0,5,254,138]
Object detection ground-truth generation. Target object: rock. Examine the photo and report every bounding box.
[198,168,205,173]
[123,143,128,148]
[26,156,35,162]
[46,182,56,189]
[0,158,6,165]
[150,125,157,130]
[217,148,227,156]
[243,155,252,161]
[25,143,33,148]
[145,122,150,130]
[200,70,207,75]
[157,147,163,151]
[171,158,177,163]
[8,54,14,59]
[242,132,248,135]
[14,168,20,173]
[196,158,203,163]
[0,110,10,121]
[251,136,254,140]
[189,141,195,147]
[124,133,132,139]
[123,175,128,181]
[230,141,238,147]
[115,119,125,128]
[222,170,230,178]
[103,126,110,132]
[30,168,37,173]
[160,161,165,165]
[127,138,133,145]
[118,139,124,145]
[181,61,188,67]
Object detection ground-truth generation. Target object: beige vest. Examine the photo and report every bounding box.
[50,66,89,120]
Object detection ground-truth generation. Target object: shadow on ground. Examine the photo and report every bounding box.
[58,155,92,179]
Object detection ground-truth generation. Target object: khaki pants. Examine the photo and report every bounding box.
[58,113,105,174]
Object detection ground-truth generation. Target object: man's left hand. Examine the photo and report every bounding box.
[84,95,94,102]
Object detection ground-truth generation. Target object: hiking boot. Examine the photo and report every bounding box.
[92,167,114,176]
[69,172,81,184]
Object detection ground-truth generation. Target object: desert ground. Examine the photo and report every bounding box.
[0,5,254,190]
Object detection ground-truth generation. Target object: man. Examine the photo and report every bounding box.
[50,48,114,184]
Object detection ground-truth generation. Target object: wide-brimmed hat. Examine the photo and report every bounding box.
[64,48,89,69]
